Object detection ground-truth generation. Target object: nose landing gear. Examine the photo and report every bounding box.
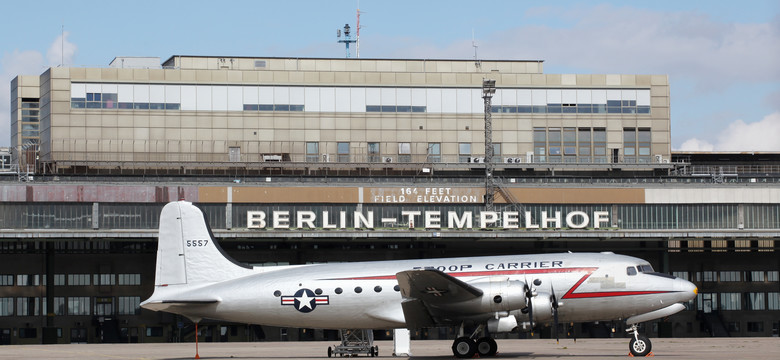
[627,324,653,357]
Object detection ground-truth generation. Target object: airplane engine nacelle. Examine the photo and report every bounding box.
[465,280,528,313]
[529,292,555,322]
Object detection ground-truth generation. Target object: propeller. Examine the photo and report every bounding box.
[523,277,537,335]
[551,282,559,344]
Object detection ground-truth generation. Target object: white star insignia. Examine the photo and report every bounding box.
[296,291,314,310]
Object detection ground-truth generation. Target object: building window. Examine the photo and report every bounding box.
[533,128,546,162]
[367,142,380,163]
[548,128,561,163]
[720,271,741,282]
[118,296,141,315]
[459,143,471,163]
[698,293,717,312]
[720,293,741,310]
[623,128,636,163]
[593,128,607,163]
[578,128,591,163]
[768,271,779,282]
[672,271,689,281]
[623,128,651,163]
[118,274,141,286]
[16,274,42,286]
[427,143,441,163]
[94,297,114,316]
[146,327,163,337]
[398,143,411,163]
[767,293,779,310]
[94,274,115,286]
[492,143,501,163]
[698,271,718,282]
[0,298,12,316]
[748,271,765,282]
[563,127,576,162]
[54,274,66,286]
[337,142,350,163]
[53,297,65,316]
[17,297,40,316]
[747,293,765,310]
[747,322,764,332]
[68,274,90,286]
[305,142,319,162]
[68,297,90,316]
[0,275,12,286]
[366,105,425,113]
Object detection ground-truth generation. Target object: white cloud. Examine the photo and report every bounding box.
[677,138,714,152]
[714,112,780,151]
[371,5,780,91]
[47,31,77,67]
[677,112,780,152]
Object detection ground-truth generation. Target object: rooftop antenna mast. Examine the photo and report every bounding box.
[472,29,481,69]
[356,6,362,58]
[336,23,357,58]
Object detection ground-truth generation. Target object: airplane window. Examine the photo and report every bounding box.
[273,290,281,297]
[315,288,323,295]
[393,285,400,292]
[638,264,654,273]
[627,267,637,276]
[355,286,363,294]
[374,286,382,293]
[335,287,343,294]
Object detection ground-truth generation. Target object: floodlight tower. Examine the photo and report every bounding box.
[337,24,357,58]
[483,79,496,211]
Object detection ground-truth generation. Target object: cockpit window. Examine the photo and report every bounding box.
[638,264,654,273]
[627,266,637,276]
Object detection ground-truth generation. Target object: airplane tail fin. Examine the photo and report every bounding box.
[154,201,254,286]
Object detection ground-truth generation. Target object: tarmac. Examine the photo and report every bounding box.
[2,338,779,360]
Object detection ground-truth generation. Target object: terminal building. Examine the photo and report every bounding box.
[1,56,778,345]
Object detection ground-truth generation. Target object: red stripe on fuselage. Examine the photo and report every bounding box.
[321,267,673,299]
[323,267,597,281]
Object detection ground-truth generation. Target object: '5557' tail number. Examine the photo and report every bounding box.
[187,240,209,247]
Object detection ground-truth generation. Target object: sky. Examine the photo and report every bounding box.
[1,0,778,151]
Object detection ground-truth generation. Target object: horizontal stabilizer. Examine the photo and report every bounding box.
[141,298,220,312]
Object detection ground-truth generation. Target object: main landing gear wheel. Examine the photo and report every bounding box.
[476,337,498,357]
[451,336,477,358]
[370,345,378,357]
[327,346,332,358]
[629,334,652,357]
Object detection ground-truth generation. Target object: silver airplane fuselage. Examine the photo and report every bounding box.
[145,252,695,329]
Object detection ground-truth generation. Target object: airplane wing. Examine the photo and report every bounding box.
[396,269,485,327]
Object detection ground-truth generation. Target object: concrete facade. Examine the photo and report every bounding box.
[9,56,670,172]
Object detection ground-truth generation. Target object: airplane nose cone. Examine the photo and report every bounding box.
[675,278,698,302]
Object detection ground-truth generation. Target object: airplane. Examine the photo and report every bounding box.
[142,201,698,358]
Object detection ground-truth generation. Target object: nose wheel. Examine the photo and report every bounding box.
[627,324,653,357]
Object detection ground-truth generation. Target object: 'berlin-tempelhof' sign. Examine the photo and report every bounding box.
[246,210,611,230]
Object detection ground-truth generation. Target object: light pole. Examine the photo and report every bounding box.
[482,79,496,211]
